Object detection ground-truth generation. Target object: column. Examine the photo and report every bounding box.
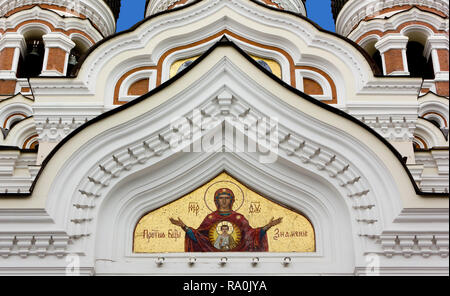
[41,32,76,76]
[425,35,449,96]
[375,35,410,76]
[0,33,26,95]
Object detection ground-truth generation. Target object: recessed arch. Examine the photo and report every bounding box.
[17,23,51,38]
[133,171,317,254]
[414,118,448,149]
[93,150,354,274]
[358,36,384,73]
[2,36,445,274]
[401,25,435,45]
[422,112,448,129]
[155,29,298,86]
[67,33,94,75]
[295,66,337,104]
[0,117,37,148]
[413,135,428,150]
[22,134,38,149]
[15,25,47,78]
[3,113,27,129]
[115,67,157,104]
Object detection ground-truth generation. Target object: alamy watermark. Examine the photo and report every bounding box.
[169,109,279,164]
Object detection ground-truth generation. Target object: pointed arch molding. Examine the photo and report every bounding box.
[111,29,339,105]
[57,63,383,273]
[338,2,449,37]
[0,6,102,44]
[352,7,449,38]
[0,1,116,37]
[32,0,424,104]
[73,83,381,239]
[1,42,447,274]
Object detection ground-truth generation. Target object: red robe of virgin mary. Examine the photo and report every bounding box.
[185,211,269,252]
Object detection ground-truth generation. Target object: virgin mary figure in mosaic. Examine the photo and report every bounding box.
[170,188,282,252]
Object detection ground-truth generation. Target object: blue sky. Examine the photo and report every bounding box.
[116,0,336,33]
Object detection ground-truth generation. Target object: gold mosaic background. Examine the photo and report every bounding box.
[169,56,200,78]
[134,172,315,253]
[169,55,282,79]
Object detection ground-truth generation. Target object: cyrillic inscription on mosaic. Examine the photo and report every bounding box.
[134,173,315,253]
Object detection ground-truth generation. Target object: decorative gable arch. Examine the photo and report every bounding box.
[56,0,396,108]
[17,40,438,274]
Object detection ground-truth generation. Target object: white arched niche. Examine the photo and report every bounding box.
[92,137,357,275]
[41,48,408,275]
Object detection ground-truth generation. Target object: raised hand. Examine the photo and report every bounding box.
[169,217,186,229]
[263,217,283,231]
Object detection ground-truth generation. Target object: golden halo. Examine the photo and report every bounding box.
[208,221,242,250]
[204,181,245,212]
[216,221,234,235]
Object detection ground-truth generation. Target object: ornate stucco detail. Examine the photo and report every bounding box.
[334,0,449,37]
[0,233,69,258]
[255,0,306,14]
[377,232,449,258]
[35,116,91,143]
[145,0,196,16]
[145,0,306,17]
[0,0,118,36]
[70,90,377,240]
[359,115,417,142]
[33,106,104,143]
[411,149,450,193]
[0,0,447,276]
[347,103,419,142]
[0,150,38,194]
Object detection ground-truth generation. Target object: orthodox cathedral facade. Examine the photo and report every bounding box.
[0,0,448,275]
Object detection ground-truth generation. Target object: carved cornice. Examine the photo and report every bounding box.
[0,233,70,258]
[360,116,417,141]
[33,105,104,143]
[0,150,38,194]
[0,0,117,37]
[145,0,307,17]
[412,149,449,193]
[347,103,419,141]
[70,89,378,240]
[335,0,449,37]
[348,8,449,44]
[30,0,423,98]
[376,232,449,258]
[35,116,91,143]
[0,6,105,45]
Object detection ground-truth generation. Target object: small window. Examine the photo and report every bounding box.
[17,39,45,78]
[257,59,273,73]
[429,119,441,129]
[177,60,194,74]
[407,42,434,79]
[67,38,90,76]
[8,117,24,130]
[413,142,421,150]
[372,51,383,74]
